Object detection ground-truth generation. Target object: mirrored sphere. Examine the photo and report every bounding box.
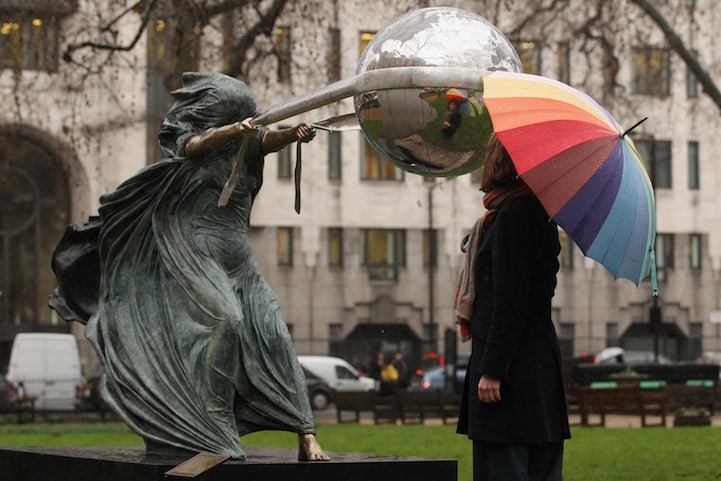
[354,7,522,177]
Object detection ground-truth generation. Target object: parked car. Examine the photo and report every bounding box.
[298,356,376,398]
[414,354,469,393]
[302,367,334,411]
[5,333,83,411]
[594,347,672,365]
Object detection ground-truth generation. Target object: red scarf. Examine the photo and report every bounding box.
[481,184,534,229]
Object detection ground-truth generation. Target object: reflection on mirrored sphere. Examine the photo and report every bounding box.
[354,7,522,177]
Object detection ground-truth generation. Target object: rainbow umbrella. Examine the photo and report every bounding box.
[445,87,469,102]
[482,71,658,295]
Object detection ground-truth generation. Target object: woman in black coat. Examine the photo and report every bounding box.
[456,134,570,481]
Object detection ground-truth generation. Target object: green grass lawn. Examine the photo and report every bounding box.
[1,421,719,481]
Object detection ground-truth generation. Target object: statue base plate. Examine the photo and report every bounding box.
[0,445,457,481]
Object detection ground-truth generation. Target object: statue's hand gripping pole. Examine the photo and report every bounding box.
[217,123,258,207]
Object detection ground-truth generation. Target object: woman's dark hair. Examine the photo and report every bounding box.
[480,133,521,192]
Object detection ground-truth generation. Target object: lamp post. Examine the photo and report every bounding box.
[427,181,438,354]
[583,257,595,354]
[650,297,661,363]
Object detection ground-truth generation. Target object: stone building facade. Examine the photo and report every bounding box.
[1,0,720,374]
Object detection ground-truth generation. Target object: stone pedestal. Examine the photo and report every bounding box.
[0,445,457,481]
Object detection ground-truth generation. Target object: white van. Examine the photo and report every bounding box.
[298,356,376,392]
[6,333,83,411]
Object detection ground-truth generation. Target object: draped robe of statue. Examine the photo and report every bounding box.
[84,72,314,458]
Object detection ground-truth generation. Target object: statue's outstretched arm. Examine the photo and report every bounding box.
[261,122,316,154]
[184,119,315,158]
[184,120,256,157]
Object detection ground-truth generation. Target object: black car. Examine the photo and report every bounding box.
[302,367,334,411]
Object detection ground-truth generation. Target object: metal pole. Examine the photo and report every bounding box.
[427,183,436,354]
[252,67,486,126]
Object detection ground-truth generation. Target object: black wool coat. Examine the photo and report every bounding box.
[457,195,571,444]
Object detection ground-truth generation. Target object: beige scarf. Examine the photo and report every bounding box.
[454,184,533,342]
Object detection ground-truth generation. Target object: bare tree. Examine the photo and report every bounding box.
[629,0,721,113]
[62,0,291,83]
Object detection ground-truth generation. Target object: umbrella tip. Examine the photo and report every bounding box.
[622,117,648,138]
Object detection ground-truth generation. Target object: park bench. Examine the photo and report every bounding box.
[396,390,459,425]
[334,390,375,423]
[0,395,38,424]
[334,389,460,425]
[664,380,717,414]
[575,383,666,427]
[333,391,400,424]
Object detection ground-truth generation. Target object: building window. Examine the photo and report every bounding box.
[557,42,570,84]
[277,227,293,266]
[559,230,574,270]
[0,13,59,71]
[558,323,575,357]
[360,229,406,281]
[277,125,293,179]
[361,141,403,180]
[636,140,672,189]
[328,227,343,267]
[632,48,670,96]
[328,131,342,180]
[689,233,701,270]
[359,30,374,55]
[514,40,541,74]
[688,141,699,190]
[656,233,674,269]
[423,229,437,268]
[357,31,401,181]
[327,27,341,82]
[275,26,291,83]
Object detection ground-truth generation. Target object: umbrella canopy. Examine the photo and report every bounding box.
[445,87,469,102]
[482,71,658,294]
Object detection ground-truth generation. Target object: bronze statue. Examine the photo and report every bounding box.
[51,72,328,461]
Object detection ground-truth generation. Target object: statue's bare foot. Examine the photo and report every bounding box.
[298,434,330,461]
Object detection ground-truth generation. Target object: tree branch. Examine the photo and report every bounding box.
[62,0,159,63]
[629,0,721,113]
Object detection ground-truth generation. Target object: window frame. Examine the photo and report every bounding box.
[275,25,291,83]
[422,229,437,268]
[328,131,342,180]
[688,141,699,190]
[360,228,406,281]
[277,226,294,266]
[328,227,343,267]
[636,139,672,189]
[631,47,671,96]
[655,233,675,270]
[0,13,60,72]
[513,39,542,74]
[689,233,701,270]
